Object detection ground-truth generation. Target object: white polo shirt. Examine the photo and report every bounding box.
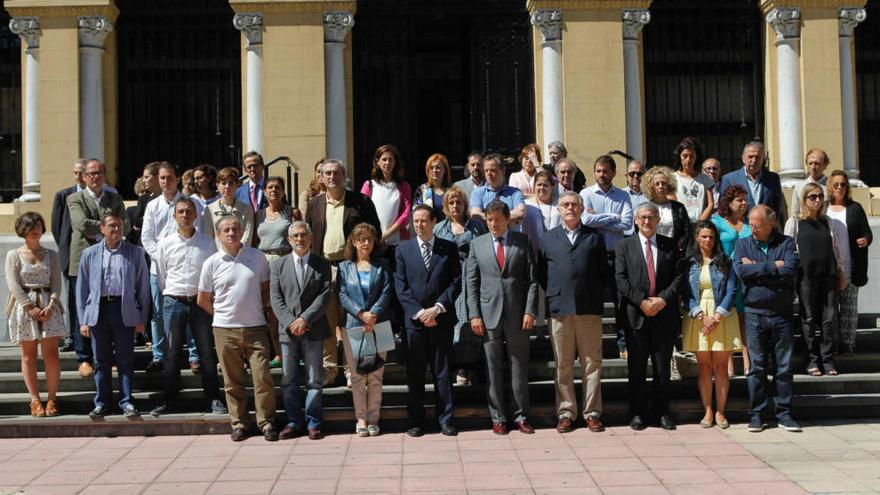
[198,245,269,328]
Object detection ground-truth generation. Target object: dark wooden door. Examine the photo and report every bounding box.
[857,0,880,185]
[0,0,22,202]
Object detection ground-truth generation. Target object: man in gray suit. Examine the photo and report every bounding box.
[270,221,333,440]
[467,200,538,434]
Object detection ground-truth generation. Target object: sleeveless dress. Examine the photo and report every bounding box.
[682,264,743,352]
[711,214,751,314]
[7,250,67,343]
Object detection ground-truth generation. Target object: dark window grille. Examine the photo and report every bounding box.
[116,0,241,198]
[0,0,22,202]
[643,0,764,173]
[856,0,880,185]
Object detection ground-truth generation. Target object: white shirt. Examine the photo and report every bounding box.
[85,187,105,207]
[638,232,658,272]
[562,224,579,244]
[142,192,204,273]
[371,180,401,245]
[826,207,852,279]
[156,230,217,297]
[198,246,270,328]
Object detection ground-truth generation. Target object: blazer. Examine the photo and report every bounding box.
[842,200,872,287]
[337,259,393,329]
[51,185,77,274]
[682,259,737,318]
[466,231,538,330]
[719,167,785,219]
[537,224,607,317]
[76,240,150,328]
[66,189,130,276]
[236,177,268,211]
[614,233,684,331]
[732,232,798,316]
[394,237,461,329]
[203,199,255,248]
[306,191,381,257]
[269,253,332,342]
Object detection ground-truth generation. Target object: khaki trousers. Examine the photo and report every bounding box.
[214,326,276,430]
[550,314,603,419]
[341,328,385,425]
[323,264,346,382]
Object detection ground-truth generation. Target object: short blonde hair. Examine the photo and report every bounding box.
[642,166,677,202]
[441,186,468,222]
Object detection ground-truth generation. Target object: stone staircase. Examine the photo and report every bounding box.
[0,303,878,437]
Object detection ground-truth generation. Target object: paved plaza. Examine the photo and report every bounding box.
[0,418,878,494]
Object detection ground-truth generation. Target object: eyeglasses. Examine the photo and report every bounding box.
[85,171,105,178]
[627,172,645,178]
[637,215,658,222]
[703,167,719,172]
[290,233,310,239]
[806,193,824,201]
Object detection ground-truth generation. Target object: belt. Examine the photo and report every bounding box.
[25,286,51,293]
[167,294,197,303]
[100,295,121,302]
[261,248,292,256]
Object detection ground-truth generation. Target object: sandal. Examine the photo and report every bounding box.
[807,368,822,377]
[826,369,839,376]
[45,400,58,417]
[29,399,45,417]
[356,425,369,437]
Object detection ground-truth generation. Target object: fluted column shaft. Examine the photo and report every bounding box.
[78,16,112,162]
[622,9,650,161]
[767,8,804,186]
[324,12,354,165]
[10,17,40,202]
[531,10,563,148]
[235,13,264,154]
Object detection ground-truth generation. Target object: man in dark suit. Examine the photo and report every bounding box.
[305,158,380,386]
[467,200,538,435]
[394,204,461,437]
[51,159,87,352]
[538,191,608,433]
[719,141,785,221]
[269,221,333,440]
[236,151,269,211]
[615,202,684,430]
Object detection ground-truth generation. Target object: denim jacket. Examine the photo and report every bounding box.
[683,259,737,319]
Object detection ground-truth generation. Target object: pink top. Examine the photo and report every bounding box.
[508,170,537,196]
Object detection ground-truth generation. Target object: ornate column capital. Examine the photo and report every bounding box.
[622,9,651,40]
[9,17,40,49]
[324,11,354,43]
[233,12,263,47]
[78,16,113,49]
[839,7,867,37]
[531,9,562,43]
[767,7,801,41]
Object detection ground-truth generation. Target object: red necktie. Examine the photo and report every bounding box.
[645,239,656,297]
[250,184,259,211]
[495,237,505,270]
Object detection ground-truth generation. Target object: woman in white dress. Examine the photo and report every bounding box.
[4,212,67,417]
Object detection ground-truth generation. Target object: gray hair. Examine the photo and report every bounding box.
[322,159,346,177]
[558,191,583,206]
[635,202,660,218]
[743,141,764,154]
[74,158,89,168]
[627,159,646,170]
[214,215,241,233]
[287,221,312,237]
[555,157,577,173]
[547,141,567,154]
[750,204,777,224]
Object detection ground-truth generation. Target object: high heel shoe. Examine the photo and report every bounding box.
[30,399,45,417]
[45,400,58,417]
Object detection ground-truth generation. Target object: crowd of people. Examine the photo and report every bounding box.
[3,137,872,441]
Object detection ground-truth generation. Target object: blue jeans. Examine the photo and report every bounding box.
[280,336,324,430]
[744,312,794,421]
[162,297,219,403]
[91,299,135,409]
[149,274,165,362]
[67,274,92,363]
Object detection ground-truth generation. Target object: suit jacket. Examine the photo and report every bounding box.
[614,233,683,331]
[269,253,332,341]
[394,237,461,329]
[76,240,150,328]
[719,167,785,219]
[337,259,393,329]
[51,185,77,274]
[466,231,538,330]
[538,224,607,317]
[236,178,268,211]
[66,190,130,276]
[306,191,381,257]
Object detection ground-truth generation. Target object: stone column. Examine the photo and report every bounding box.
[622,9,650,161]
[78,16,112,162]
[531,9,563,148]
[324,12,354,165]
[10,17,40,202]
[839,7,867,186]
[767,8,804,186]
[234,13,264,154]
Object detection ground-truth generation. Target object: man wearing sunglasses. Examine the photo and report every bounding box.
[623,160,647,237]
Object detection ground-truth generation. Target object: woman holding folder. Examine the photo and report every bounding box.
[337,223,393,437]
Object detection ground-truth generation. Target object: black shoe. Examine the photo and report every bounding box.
[231,427,247,442]
[210,400,228,415]
[59,339,75,352]
[660,414,676,431]
[407,426,424,437]
[121,403,140,418]
[88,405,109,418]
[145,361,163,373]
[440,424,457,436]
[150,403,171,417]
[630,415,646,431]
[263,425,279,442]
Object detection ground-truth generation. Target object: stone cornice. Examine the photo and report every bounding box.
[4,0,117,20]
[760,0,866,15]
[229,0,356,15]
[527,0,651,13]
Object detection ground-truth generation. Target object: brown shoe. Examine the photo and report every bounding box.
[586,415,605,432]
[279,425,302,440]
[29,399,45,417]
[307,428,324,440]
[492,421,508,435]
[516,421,535,434]
[190,361,202,375]
[78,361,94,377]
[556,417,573,433]
[45,400,58,417]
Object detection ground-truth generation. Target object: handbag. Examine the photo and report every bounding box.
[671,346,699,380]
[356,330,385,374]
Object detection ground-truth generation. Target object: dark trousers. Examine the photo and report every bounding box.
[281,336,324,430]
[744,312,794,420]
[91,299,135,409]
[606,253,626,352]
[483,323,531,424]
[799,277,836,371]
[625,318,674,419]
[161,297,219,404]
[66,273,92,362]
[405,323,454,427]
